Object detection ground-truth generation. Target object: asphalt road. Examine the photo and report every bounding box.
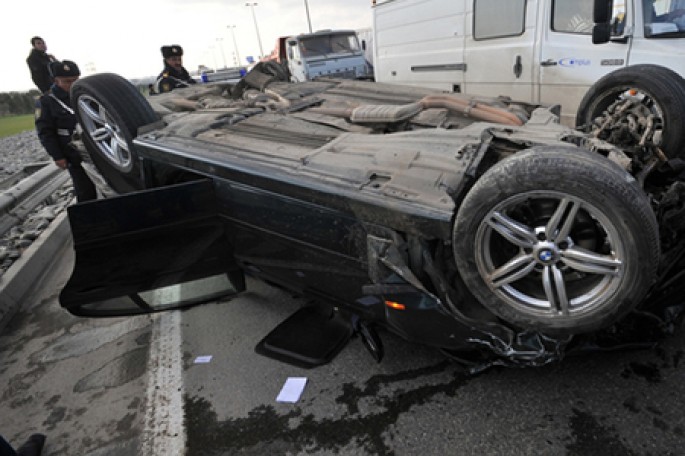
[0,244,684,455]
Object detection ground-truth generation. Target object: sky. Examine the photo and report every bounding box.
[1,0,373,93]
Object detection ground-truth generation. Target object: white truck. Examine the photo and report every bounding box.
[263,29,372,82]
[372,0,685,154]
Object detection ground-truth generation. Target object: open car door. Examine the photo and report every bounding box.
[60,179,245,317]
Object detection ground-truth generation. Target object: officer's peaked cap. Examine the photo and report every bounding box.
[49,60,80,78]
[161,45,183,58]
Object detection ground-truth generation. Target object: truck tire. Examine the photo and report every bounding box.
[452,146,659,336]
[72,73,159,193]
[576,64,685,159]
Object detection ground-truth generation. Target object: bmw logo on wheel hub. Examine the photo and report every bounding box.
[538,249,554,263]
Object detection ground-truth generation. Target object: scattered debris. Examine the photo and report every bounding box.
[276,377,308,403]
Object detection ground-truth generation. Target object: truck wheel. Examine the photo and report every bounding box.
[576,64,685,159]
[72,73,159,193]
[452,146,659,335]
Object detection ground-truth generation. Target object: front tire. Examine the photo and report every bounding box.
[453,146,659,335]
[72,73,159,193]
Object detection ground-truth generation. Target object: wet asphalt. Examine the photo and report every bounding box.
[0,244,683,455]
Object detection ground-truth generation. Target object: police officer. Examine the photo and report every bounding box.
[35,60,97,203]
[154,45,196,94]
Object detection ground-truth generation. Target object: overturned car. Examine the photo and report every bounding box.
[60,68,685,369]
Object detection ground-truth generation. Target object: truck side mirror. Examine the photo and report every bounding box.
[592,0,613,43]
[592,23,611,44]
[593,0,613,23]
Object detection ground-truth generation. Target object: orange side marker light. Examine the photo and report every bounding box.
[385,300,406,311]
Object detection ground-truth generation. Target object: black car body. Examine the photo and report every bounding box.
[60,71,685,368]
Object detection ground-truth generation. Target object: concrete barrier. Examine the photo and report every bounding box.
[0,211,71,334]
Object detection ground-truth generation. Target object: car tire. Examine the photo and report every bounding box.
[452,146,659,335]
[262,60,290,81]
[575,64,685,159]
[72,73,159,193]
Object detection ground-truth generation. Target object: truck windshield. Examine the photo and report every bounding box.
[644,0,685,37]
[299,33,361,58]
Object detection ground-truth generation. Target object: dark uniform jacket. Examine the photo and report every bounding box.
[26,49,55,93]
[35,85,82,164]
[154,64,196,94]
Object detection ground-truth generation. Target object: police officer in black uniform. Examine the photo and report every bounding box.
[154,45,196,94]
[35,60,97,203]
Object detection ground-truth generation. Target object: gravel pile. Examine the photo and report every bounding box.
[0,130,50,177]
[0,130,74,276]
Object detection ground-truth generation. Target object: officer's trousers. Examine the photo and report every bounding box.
[67,163,97,203]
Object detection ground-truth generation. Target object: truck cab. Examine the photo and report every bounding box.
[277,30,372,82]
[373,0,685,126]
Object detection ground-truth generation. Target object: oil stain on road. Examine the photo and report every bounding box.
[185,360,469,455]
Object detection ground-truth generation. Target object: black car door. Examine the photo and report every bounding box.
[60,179,245,317]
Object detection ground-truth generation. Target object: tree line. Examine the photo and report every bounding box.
[0,91,41,116]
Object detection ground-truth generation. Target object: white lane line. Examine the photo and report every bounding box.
[143,310,186,455]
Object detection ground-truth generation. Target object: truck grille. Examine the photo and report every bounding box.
[318,69,356,79]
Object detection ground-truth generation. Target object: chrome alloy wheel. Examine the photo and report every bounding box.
[474,191,626,320]
[77,94,134,172]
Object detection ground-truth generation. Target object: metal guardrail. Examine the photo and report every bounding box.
[0,163,70,237]
[0,163,48,191]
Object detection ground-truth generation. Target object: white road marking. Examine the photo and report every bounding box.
[142,310,186,455]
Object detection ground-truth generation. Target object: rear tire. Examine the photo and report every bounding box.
[72,73,159,193]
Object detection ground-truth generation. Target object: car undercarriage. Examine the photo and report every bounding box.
[60,71,685,369]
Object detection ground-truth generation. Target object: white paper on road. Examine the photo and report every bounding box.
[276,377,308,403]
[194,355,213,364]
